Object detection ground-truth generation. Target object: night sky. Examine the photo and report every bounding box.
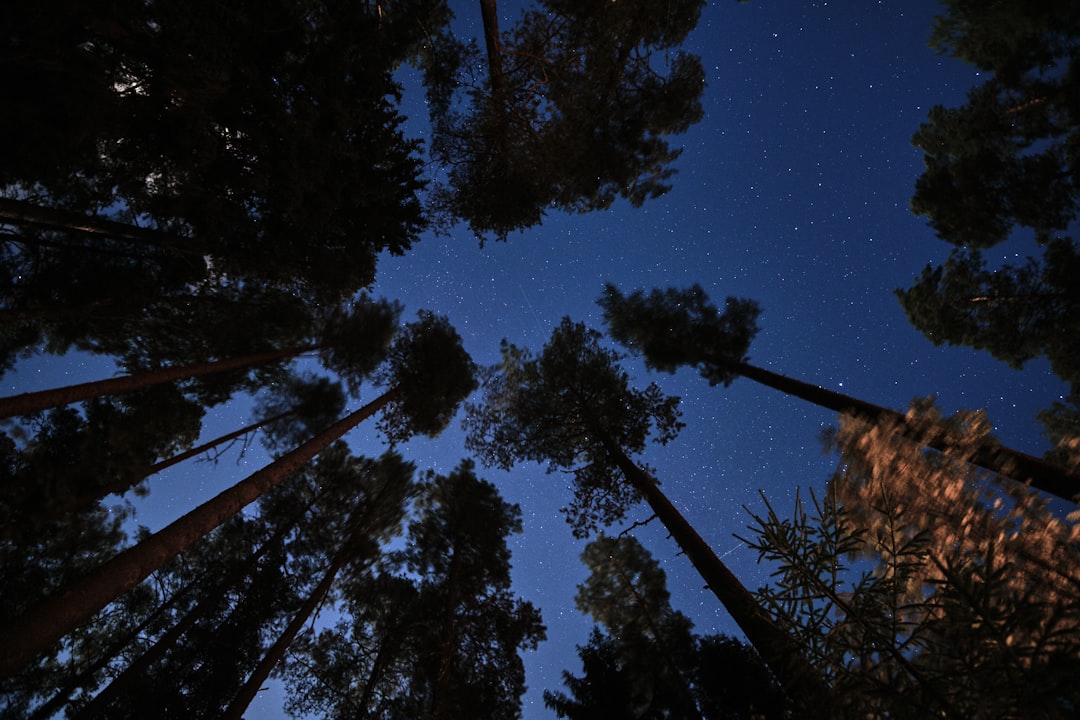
[7,1,1071,718]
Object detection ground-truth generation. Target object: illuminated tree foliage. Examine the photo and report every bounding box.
[743,400,1080,718]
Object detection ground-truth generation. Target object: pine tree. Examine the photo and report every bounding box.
[599,282,1080,502]
[0,311,475,677]
[546,534,790,720]
[464,318,831,711]
[742,403,1080,717]
[901,0,1080,400]
[283,460,545,720]
[423,0,707,239]
[0,296,400,419]
[2,0,434,300]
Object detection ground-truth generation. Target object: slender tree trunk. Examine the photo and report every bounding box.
[73,508,307,720]
[146,409,295,477]
[0,196,197,254]
[222,544,351,720]
[429,547,462,720]
[28,572,201,720]
[478,0,504,99]
[356,619,407,717]
[734,361,1080,502]
[0,390,397,678]
[17,410,297,534]
[0,346,315,419]
[596,432,834,713]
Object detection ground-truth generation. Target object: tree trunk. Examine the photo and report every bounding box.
[146,409,295,478]
[0,346,314,419]
[222,544,352,720]
[28,572,201,720]
[0,196,197,254]
[73,507,307,720]
[478,0,505,99]
[596,432,834,712]
[17,410,297,534]
[734,361,1080,502]
[0,390,396,678]
[429,547,462,720]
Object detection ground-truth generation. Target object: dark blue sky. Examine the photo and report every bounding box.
[7,1,1068,717]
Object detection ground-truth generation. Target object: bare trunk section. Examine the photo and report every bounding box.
[478,0,505,100]
[222,546,350,720]
[16,410,297,535]
[0,196,196,254]
[0,390,396,677]
[0,345,313,419]
[72,508,303,720]
[596,432,834,713]
[735,361,1080,502]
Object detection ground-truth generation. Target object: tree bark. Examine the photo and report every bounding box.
[0,390,396,678]
[429,547,462,720]
[596,432,834,712]
[0,196,197,254]
[222,545,350,720]
[16,410,297,535]
[73,506,307,719]
[0,346,314,419]
[29,573,200,720]
[478,0,505,99]
[735,361,1080,503]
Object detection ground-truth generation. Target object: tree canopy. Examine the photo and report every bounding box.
[546,534,791,720]
[424,0,708,239]
[901,0,1080,427]
[464,317,683,536]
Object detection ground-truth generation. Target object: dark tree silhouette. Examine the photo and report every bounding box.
[0,311,475,677]
[1,0,436,300]
[0,296,399,419]
[900,0,1080,404]
[223,451,415,720]
[283,460,545,720]
[464,318,830,711]
[546,535,790,720]
[599,282,1080,502]
[0,384,204,539]
[424,0,707,239]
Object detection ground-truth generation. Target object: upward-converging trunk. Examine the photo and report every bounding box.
[734,361,1080,502]
[595,431,834,713]
[0,196,198,254]
[17,410,298,535]
[72,505,308,720]
[222,544,352,720]
[0,390,397,678]
[429,547,463,720]
[0,346,314,419]
[478,0,505,101]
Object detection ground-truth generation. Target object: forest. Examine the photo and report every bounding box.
[2,0,1079,718]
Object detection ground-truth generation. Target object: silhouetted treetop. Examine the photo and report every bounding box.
[425,0,708,239]
[375,311,478,443]
[598,283,761,386]
[464,318,682,535]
